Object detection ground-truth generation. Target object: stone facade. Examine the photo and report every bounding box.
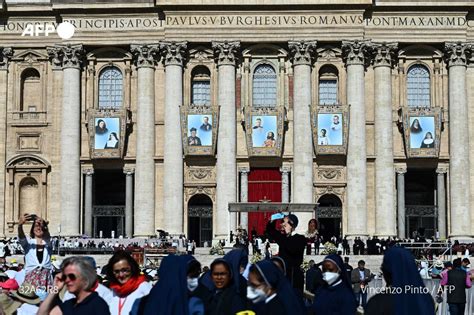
[0,0,473,241]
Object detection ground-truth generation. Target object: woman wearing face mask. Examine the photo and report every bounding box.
[247,260,306,315]
[312,254,357,314]
[365,246,434,315]
[139,255,204,315]
[206,258,246,315]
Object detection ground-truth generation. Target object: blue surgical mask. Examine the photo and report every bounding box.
[247,286,266,303]
[187,277,199,292]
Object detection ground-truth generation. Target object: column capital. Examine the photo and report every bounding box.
[238,166,250,174]
[342,40,372,67]
[372,42,398,68]
[47,44,84,70]
[288,40,317,66]
[160,41,188,67]
[212,41,240,66]
[436,167,448,174]
[82,168,94,176]
[280,166,291,174]
[444,42,473,67]
[0,47,13,70]
[124,167,135,175]
[130,44,160,69]
[395,166,407,174]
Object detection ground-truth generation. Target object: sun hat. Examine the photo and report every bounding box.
[10,282,41,305]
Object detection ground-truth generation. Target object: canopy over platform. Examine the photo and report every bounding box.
[228,202,318,213]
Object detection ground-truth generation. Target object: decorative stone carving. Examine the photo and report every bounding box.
[212,41,240,66]
[395,166,407,174]
[372,42,398,67]
[288,40,317,66]
[184,186,216,203]
[82,168,94,175]
[317,169,342,180]
[123,167,135,175]
[160,41,188,66]
[130,44,160,68]
[0,47,13,70]
[342,40,372,67]
[436,167,448,174]
[46,44,84,69]
[444,42,472,67]
[315,186,345,203]
[187,167,214,181]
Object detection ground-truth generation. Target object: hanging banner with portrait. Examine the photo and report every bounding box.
[402,107,442,158]
[311,105,349,155]
[244,106,285,157]
[88,108,128,159]
[180,104,219,156]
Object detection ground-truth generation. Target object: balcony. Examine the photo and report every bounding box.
[8,111,48,126]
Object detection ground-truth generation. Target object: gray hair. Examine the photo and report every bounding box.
[60,256,97,291]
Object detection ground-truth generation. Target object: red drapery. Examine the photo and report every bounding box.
[248,168,282,236]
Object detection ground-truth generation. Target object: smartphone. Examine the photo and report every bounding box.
[271,213,285,221]
[28,214,37,221]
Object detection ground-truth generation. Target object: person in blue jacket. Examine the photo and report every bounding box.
[312,254,357,315]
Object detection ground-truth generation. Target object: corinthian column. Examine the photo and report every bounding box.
[161,41,187,235]
[342,40,371,238]
[288,41,317,232]
[239,167,249,230]
[0,48,12,237]
[212,41,240,239]
[130,44,159,237]
[373,43,398,237]
[444,42,472,239]
[47,44,84,236]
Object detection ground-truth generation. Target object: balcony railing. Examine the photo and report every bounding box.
[8,111,47,125]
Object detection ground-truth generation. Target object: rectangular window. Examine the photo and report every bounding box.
[319,79,337,105]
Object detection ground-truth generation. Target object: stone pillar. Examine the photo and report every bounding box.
[213,41,240,239]
[160,42,187,235]
[281,166,291,203]
[0,48,12,237]
[239,167,249,230]
[373,43,398,237]
[288,41,317,232]
[436,167,447,240]
[48,44,84,236]
[444,42,472,239]
[83,168,93,237]
[124,167,134,238]
[396,167,407,239]
[130,44,159,237]
[342,40,371,238]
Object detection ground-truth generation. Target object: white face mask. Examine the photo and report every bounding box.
[247,286,267,303]
[322,272,340,286]
[187,277,199,292]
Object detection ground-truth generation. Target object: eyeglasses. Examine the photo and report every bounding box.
[61,273,77,282]
[113,268,131,275]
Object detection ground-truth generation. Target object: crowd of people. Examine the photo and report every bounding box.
[0,213,471,314]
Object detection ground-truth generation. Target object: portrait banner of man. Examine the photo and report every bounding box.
[187,114,212,146]
[311,105,349,155]
[251,115,277,148]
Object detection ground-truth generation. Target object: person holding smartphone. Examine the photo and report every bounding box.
[18,213,53,290]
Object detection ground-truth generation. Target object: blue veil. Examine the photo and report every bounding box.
[382,246,435,315]
[143,255,195,315]
[253,260,306,315]
[223,249,248,294]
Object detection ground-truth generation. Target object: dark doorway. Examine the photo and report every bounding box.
[188,194,213,247]
[405,170,436,239]
[92,170,126,238]
[317,194,342,241]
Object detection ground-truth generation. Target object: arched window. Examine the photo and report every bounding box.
[252,64,277,107]
[407,64,430,107]
[191,66,211,105]
[20,68,41,112]
[98,66,123,108]
[318,65,338,105]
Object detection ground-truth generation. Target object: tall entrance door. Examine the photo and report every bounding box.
[188,194,213,247]
[92,170,125,238]
[317,194,342,241]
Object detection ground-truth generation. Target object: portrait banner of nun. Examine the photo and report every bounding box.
[409,116,435,149]
[94,117,120,149]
